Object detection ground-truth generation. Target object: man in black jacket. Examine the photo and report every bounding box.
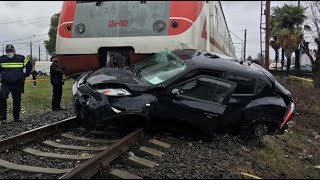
[50,55,65,111]
[0,44,32,123]
[31,70,37,87]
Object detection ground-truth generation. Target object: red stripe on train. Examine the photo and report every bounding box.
[168,1,204,35]
[58,1,76,38]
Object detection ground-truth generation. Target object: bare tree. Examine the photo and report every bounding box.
[301,1,320,88]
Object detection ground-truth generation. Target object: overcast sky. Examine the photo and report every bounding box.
[0,1,301,61]
[221,1,299,60]
[0,1,62,61]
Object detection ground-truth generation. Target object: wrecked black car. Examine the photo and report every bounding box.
[72,49,294,137]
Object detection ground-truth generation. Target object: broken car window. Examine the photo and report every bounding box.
[134,51,187,85]
[178,77,232,104]
[226,74,256,94]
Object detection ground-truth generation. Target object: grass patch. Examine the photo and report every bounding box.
[5,76,74,121]
[244,75,320,178]
[248,135,318,178]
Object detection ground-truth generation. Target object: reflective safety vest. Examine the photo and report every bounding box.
[0,57,29,68]
[0,55,32,84]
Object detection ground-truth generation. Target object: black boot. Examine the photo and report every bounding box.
[14,116,21,122]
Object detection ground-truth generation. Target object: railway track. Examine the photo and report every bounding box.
[0,117,172,179]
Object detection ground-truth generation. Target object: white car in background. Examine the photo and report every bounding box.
[269,62,286,70]
[34,61,51,76]
[46,66,51,76]
[290,65,312,72]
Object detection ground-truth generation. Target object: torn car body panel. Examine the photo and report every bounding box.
[72,49,294,136]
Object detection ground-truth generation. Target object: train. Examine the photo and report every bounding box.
[56,1,235,76]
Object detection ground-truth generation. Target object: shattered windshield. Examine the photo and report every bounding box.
[134,51,187,85]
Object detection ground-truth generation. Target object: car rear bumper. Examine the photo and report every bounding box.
[277,124,288,134]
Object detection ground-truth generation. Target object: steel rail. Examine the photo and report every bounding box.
[60,128,144,179]
[0,116,76,153]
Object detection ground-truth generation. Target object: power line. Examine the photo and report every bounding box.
[14,18,51,26]
[0,33,47,44]
[1,34,48,53]
[0,41,34,45]
[0,36,48,47]
[228,30,244,42]
[234,45,243,51]
[0,16,51,25]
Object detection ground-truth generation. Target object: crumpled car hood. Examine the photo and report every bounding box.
[86,67,150,92]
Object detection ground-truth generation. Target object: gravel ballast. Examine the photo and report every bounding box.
[95,133,278,179]
[0,109,75,140]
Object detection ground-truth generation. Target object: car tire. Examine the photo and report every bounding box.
[38,71,42,76]
[251,123,268,139]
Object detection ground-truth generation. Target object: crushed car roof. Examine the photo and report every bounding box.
[174,50,274,84]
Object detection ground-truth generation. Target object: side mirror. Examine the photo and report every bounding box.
[171,88,180,98]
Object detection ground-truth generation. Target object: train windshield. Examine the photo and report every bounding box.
[133,51,187,85]
[72,1,170,38]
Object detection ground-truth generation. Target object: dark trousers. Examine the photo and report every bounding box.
[52,84,63,110]
[0,83,23,121]
[32,76,36,86]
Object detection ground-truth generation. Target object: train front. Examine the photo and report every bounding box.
[55,1,206,77]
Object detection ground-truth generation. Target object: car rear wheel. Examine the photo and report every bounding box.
[251,123,268,139]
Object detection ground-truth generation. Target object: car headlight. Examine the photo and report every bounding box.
[111,107,122,113]
[96,88,131,96]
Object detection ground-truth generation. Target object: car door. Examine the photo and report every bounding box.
[222,73,261,129]
[165,75,236,132]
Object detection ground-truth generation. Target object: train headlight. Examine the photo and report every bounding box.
[153,20,166,33]
[75,23,86,35]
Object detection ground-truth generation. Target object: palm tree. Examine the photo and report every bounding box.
[271,4,307,75]
[270,15,281,71]
[269,37,280,71]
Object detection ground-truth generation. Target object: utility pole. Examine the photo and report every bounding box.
[30,40,32,61]
[39,43,40,61]
[243,29,247,60]
[264,1,270,69]
[295,0,301,74]
[29,35,35,61]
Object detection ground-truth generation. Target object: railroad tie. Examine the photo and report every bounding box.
[61,133,118,144]
[127,155,157,168]
[42,140,108,151]
[148,139,171,149]
[23,148,94,160]
[0,159,71,174]
[110,169,142,179]
[138,146,165,158]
